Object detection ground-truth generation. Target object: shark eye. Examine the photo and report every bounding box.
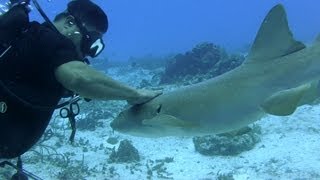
[156,104,162,114]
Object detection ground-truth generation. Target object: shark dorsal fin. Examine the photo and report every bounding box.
[245,4,305,64]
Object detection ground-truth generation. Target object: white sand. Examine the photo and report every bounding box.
[20,103,320,180]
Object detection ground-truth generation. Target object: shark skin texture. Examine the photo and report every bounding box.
[110,4,320,137]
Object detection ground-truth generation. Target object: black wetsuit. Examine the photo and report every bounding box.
[0,6,79,158]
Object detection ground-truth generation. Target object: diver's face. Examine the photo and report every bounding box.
[54,15,83,57]
[56,15,103,58]
[64,16,84,57]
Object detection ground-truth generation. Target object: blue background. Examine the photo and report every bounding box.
[26,0,320,60]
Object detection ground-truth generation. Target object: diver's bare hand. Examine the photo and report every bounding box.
[127,89,162,105]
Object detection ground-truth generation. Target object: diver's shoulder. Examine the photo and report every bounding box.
[28,21,70,44]
[24,21,77,56]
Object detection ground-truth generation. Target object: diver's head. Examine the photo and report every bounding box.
[53,0,108,58]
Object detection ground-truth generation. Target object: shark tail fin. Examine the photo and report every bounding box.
[245,4,305,64]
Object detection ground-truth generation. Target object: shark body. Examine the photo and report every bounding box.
[110,4,320,137]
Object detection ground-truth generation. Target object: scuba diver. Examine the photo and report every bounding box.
[0,0,162,178]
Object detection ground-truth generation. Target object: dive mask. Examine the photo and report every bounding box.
[71,14,105,58]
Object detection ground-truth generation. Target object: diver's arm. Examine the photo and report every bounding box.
[55,61,161,104]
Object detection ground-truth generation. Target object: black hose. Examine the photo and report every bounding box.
[31,0,59,33]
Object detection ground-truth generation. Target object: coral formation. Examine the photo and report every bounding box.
[193,125,261,156]
[109,140,140,163]
[76,109,106,131]
[160,42,245,84]
[77,101,114,131]
[146,157,174,179]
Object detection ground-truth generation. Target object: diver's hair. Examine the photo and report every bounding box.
[54,0,108,33]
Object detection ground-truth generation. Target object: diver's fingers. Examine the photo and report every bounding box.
[127,89,162,105]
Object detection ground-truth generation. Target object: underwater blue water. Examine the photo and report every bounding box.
[27,0,320,61]
[1,1,320,179]
[26,0,320,60]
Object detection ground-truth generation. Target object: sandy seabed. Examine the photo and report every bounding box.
[20,104,320,180]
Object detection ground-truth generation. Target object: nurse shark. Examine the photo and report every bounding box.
[110,4,320,137]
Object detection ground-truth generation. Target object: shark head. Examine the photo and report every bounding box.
[110,102,166,137]
[110,99,198,137]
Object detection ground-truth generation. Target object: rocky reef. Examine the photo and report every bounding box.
[109,140,140,163]
[193,125,261,156]
[160,42,245,84]
[76,100,120,131]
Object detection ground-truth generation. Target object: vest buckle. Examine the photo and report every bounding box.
[0,101,7,113]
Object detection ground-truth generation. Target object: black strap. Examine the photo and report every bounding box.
[31,0,59,34]
[0,157,43,180]
[0,79,81,110]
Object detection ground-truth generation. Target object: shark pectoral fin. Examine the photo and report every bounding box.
[261,84,311,116]
[298,80,320,105]
[142,114,196,128]
[245,4,305,64]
